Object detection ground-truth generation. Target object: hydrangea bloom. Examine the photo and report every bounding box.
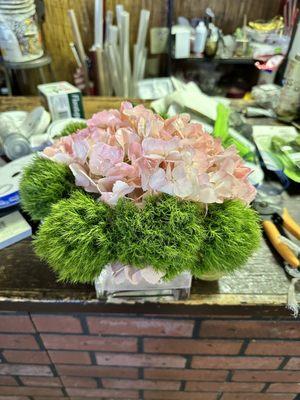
[43,102,256,206]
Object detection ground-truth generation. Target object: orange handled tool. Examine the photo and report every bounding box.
[253,190,300,268]
[282,208,300,240]
[262,220,299,268]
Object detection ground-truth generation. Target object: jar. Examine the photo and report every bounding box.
[0,1,43,62]
[95,263,192,301]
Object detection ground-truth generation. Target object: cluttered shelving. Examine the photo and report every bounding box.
[170,55,256,64]
[166,0,298,97]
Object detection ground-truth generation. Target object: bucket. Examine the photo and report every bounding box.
[0,1,43,62]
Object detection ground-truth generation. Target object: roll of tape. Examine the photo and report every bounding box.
[0,153,34,209]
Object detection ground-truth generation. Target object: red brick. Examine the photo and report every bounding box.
[200,320,300,339]
[102,379,180,390]
[144,338,242,355]
[221,394,296,400]
[66,388,139,398]
[232,370,300,382]
[191,356,283,369]
[0,364,52,376]
[96,353,186,368]
[0,376,18,385]
[0,387,63,396]
[0,397,30,400]
[33,398,66,400]
[285,357,300,369]
[56,365,138,379]
[20,377,61,387]
[3,351,50,364]
[41,334,137,352]
[87,317,194,337]
[268,383,300,392]
[186,381,264,392]
[0,315,34,333]
[48,350,91,364]
[32,315,82,333]
[144,368,228,381]
[32,398,66,400]
[61,376,97,388]
[247,340,300,355]
[144,391,216,400]
[0,334,38,349]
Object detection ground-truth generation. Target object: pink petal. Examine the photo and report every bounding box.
[89,143,124,175]
[69,163,100,193]
[120,101,133,113]
[72,136,89,163]
[124,266,141,285]
[101,180,135,205]
[196,185,219,203]
[148,168,167,191]
[141,267,165,284]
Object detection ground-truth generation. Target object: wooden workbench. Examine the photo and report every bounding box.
[0,96,299,317]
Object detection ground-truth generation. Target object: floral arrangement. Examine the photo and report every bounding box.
[43,102,255,206]
[20,102,261,284]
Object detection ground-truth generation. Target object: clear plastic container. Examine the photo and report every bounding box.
[95,264,192,301]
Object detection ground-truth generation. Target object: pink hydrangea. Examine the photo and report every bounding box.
[43,102,256,206]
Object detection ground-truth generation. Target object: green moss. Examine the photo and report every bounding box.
[114,194,207,279]
[193,200,261,277]
[34,190,113,283]
[19,157,75,221]
[54,121,87,138]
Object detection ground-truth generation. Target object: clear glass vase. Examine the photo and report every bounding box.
[95,263,192,302]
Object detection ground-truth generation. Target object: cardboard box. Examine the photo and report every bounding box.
[38,81,85,120]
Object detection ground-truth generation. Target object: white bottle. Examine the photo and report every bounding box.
[193,21,207,54]
[172,25,191,59]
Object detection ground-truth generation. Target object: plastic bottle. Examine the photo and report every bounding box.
[205,23,219,57]
[193,21,207,54]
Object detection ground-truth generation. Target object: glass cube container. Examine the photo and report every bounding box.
[95,263,192,301]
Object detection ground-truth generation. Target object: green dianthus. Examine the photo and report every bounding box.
[193,199,261,277]
[19,157,75,221]
[34,190,113,283]
[54,121,87,138]
[114,194,207,279]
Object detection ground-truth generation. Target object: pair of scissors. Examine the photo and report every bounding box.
[253,189,300,268]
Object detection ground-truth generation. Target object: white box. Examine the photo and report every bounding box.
[38,81,84,120]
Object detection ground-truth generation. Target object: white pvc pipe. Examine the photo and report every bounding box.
[94,0,103,48]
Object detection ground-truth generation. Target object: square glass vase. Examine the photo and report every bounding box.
[94,263,192,301]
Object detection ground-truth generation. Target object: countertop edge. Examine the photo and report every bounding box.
[0,294,291,317]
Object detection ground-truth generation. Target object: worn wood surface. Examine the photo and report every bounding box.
[0,96,299,316]
[0,96,148,117]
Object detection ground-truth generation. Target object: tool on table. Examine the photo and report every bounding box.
[253,186,300,317]
[253,187,300,269]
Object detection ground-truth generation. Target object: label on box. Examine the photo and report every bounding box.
[38,81,85,120]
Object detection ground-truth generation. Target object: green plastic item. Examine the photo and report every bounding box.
[214,103,254,161]
[271,135,300,183]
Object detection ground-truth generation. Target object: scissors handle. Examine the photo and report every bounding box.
[262,220,300,268]
[282,208,300,240]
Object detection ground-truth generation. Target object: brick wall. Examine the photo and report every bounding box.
[0,312,300,400]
